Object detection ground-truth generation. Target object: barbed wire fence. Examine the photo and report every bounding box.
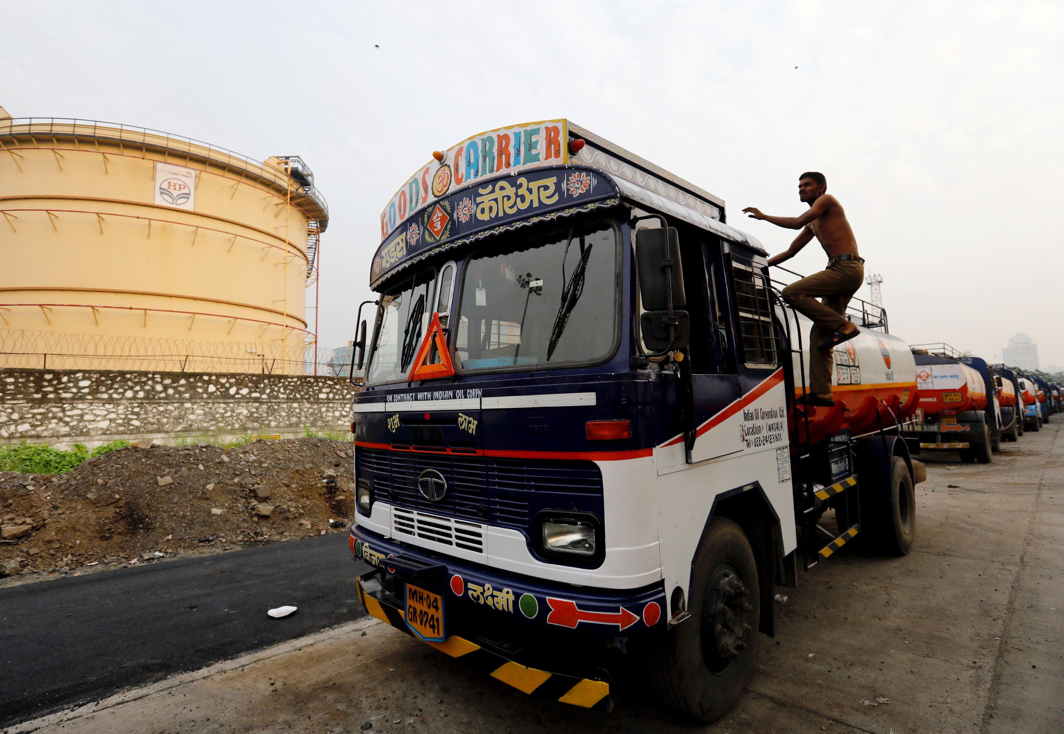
[0,329,348,377]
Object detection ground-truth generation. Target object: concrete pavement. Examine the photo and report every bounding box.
[8,424,1063,733]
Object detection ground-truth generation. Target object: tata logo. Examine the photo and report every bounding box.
[417,469,448,502]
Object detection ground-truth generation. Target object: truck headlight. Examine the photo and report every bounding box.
[356,479,373,516]
[542,518,597,556]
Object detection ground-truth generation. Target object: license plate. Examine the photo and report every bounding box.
[941,415,958,424]
[405,583,445,642]
[943,392,963,403]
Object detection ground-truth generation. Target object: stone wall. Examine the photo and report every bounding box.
[0,369,357,446]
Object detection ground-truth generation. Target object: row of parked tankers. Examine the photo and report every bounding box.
[792,330,1059,462]
[902,343,1061,463]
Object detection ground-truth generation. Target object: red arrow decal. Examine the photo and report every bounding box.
[546,598,639,631]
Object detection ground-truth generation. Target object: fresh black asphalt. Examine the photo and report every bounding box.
[0,534,370,727]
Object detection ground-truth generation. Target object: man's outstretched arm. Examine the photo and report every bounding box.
[767,227,814,266]
[743,195,834,230]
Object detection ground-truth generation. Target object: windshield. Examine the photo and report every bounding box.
[365,220,618,384]
[456,221,618,371]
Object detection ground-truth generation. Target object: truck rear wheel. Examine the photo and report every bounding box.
[1005,420,1019,442]
[652,517,760,724]
[1031,416,1041,432]
[973,424,993,463]
[863,456,915,556]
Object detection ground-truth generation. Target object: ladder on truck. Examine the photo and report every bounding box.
[768,276,863,570]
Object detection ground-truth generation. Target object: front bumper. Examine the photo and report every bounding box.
[350,527,667,710]
[357,573,613,710]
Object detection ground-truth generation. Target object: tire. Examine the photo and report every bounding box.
[652,517,760,724]
[863,456,915,556]
[990,426,1001,453]
[1017,417,1024,437]
[1031,416,1041,432]
[1006,420,1019,442]
[974,424,993,464]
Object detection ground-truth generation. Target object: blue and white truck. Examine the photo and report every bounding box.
[348,120,924,722]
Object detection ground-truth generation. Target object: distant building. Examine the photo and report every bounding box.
[327,342,354,377]
[1003,333,1039,370]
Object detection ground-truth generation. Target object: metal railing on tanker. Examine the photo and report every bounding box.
[770,266,889,332]
[908,343,964,358]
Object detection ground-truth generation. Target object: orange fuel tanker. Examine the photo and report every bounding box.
[996,375,1017,408]
[915,360,988,414]
[903,349,999,463]
[1019,378,1037,406]
[789,325,918,445]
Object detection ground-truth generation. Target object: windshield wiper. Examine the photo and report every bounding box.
[399,294,426,371]
[546,233,593,361]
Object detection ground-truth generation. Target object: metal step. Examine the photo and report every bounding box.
[804,475,858,514]
[817,524,859,560]
[815,475,857,500]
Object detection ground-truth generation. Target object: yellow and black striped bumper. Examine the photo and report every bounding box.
[356,577,611,711]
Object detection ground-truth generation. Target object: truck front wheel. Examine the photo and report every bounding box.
[652,517,760,724]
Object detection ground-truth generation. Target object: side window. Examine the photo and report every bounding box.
[435,261,456,319]
[704,254,735,374]
[731,259,779,368]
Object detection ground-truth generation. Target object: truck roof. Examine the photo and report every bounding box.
[371,119,766,287]
[568,122,726,210]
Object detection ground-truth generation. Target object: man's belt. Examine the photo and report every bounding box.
[828,254,865,263]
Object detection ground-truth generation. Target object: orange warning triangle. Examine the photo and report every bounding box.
[408,312,456,382]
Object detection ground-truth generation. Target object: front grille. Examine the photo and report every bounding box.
[392,508,485,553]
[357,447,603,531]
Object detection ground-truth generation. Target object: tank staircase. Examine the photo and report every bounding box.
[304,219,321,281]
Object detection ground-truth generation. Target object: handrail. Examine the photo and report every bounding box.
[909,342,963,358]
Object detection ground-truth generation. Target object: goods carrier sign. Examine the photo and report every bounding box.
[379,120,569,240]
[370,165,618,287]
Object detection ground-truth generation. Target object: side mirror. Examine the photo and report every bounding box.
[641,311,690,353]
[354,320,368,371]
[635,227,686,311]
[350,299,379,383]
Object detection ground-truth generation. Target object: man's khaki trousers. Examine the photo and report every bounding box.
[781,261,864,396]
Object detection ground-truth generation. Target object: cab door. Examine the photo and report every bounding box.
[685,237,746,463]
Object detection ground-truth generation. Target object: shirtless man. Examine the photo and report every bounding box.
[743,172,863,407]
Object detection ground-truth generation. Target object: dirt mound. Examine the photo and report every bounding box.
[0,438,353,581]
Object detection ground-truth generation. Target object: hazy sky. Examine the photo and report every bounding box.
[5,1,1062,367]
